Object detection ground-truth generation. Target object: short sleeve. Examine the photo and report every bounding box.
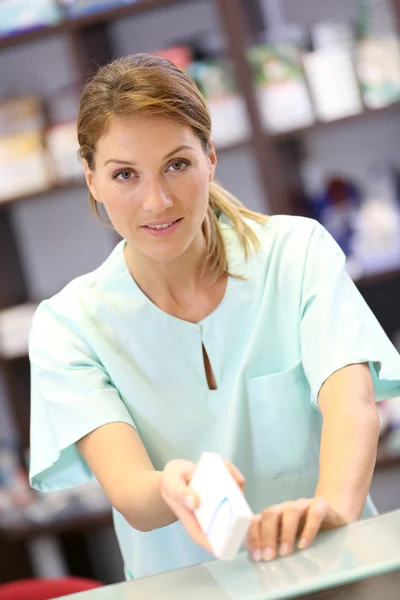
[300,222,400,407]
[29,302,136,492]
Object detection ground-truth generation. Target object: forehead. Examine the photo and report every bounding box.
[96,115,200,157]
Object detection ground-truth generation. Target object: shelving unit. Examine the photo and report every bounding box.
[0,506,113,544]
[0,0,187,50]
[273,102,400,141]
[1,101,399,209]
[0,0,399,584]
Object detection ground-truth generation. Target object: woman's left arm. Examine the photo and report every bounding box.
[316,362,380,522]
[247,362,381,562]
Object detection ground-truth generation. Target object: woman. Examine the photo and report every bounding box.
[29,54,400,580]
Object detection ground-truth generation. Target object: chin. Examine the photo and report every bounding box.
[142,240,190,262]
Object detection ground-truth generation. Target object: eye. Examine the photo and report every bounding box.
[112,169,134,181]
[167,159,190,172]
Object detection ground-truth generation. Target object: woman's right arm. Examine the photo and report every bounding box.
[77,422,178,532]
[77,422,244,553]
[77,422,213,552]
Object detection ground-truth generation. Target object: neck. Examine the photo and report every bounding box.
[124,230,211,302]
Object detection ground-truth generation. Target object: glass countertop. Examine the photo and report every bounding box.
[60,509,400,600]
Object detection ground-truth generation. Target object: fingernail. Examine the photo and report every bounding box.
[279,543,289,557]
[262,547,274,561]
[252,549,262,562]
[298,538,307,549]
[253,514,262,523]
[184,496,196,510]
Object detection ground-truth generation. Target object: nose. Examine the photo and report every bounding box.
[141,178,173,214]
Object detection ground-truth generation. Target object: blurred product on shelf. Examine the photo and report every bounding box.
[154,43,250,148]
[59,0,140,18]
[46,121,83,183]
[356,0,400,108]
[248,43,314,133]
[302,160,400,280]
[188,59,250,148]
[0,304,38,359]
[0,96,51,202]
[0,97,45,135]
[0,443,34,516]
[250,0,400,131]
[154,45,192,72]
[0,131,51,202]
[303,21,363,122]
[0,91,84,201]
[377,397,400,457]
[357,38,400,108]
[0,441,111,533]
[351,162,400,276]
[0,439,111,535]
[0,0,62,38]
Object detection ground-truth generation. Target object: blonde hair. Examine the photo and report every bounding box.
[77,54,268,278]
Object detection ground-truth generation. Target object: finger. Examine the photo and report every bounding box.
[245,514,262,561]
[161,461,199,510]
[260,505,283,561]
[279,499,309,557]
[224,461,246,491]
[297,497,327,550]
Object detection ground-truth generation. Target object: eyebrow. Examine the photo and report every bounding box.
[104,145,195,167]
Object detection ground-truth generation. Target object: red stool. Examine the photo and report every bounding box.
[0,577,103,599]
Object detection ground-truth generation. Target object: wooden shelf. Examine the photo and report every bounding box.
[273,102,400,141]
[0,137,251,209]
[0,181,87,209]
[66,0,188,29]
[1,101,400,209]
[0,507,113,543]
[376,443,400,470]
[355,269,400,289]
[0,23,69,51]
[0,0,187,51]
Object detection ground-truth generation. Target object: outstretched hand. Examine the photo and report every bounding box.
[160,458,246,554]
[246,497,348,562]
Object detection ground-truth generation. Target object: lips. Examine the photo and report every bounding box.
[141,217,183,237]
[142,217,182,230]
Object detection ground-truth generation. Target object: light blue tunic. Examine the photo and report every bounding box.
[29,215,400,580]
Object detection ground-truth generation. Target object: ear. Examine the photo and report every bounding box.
[207,139,217,182]
[83,159,102,203]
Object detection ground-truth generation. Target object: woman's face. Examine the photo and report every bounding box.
[84,115,216,263]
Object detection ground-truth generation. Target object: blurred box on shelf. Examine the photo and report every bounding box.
[59,0,139,18]
[248,44,314,133]
[377,397,400,459]
[354,0,400,108]
[350,162,400,277]
[0,0,62,38]
[188,59,251,148]
[154,44,250,149]
[0,303,38,359]
[303,21,363,122]
[154,45,193,72]
[0,97,45,136]
[302,159,400,280]
[0,443,34,517]
[0,131,52,203]
[356,38,400,109]
[46,121,84,183]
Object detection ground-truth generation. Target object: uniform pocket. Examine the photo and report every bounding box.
[246,361,322,478]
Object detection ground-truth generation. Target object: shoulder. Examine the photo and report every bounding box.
[257,214,321,246]
[239,214,326,262]
[31,240,126,335]
[222,213,330,280]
